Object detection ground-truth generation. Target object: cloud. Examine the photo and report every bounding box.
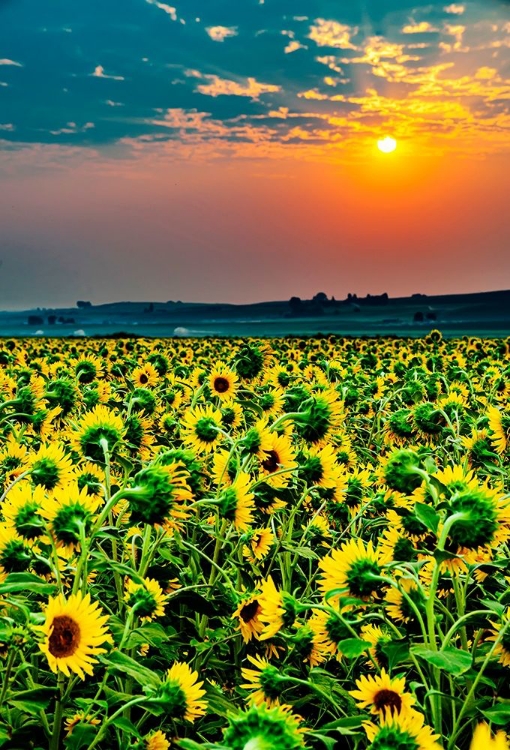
[0,124,14,131]
[308,19,358,50]
[90,65,124,81]
[285,40,306,54]
[402,22,438,34]
[184,70,280,100]
[0,58,22,66]
[444,4,466,14]
[206,26,238,42]
[145,0,177,21]
[105,100,124,107]
[49,122,95,135]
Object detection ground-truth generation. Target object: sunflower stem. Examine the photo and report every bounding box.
[50,671,65,750]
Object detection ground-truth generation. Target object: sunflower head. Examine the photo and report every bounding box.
[126,463,191,526]
[382,450,425,494]
[446,485,500,550]
[222,702,305,750]
[364,708,440,750]
[39,591,112,679]
[0,524,33,574]
[74,405,125,462]
[124,577,168,621]
[149,662,207,722]
[39,483,102,551]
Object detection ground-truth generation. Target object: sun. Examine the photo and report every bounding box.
[377,136,397,154]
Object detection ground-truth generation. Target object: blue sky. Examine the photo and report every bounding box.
[1,0,509,152]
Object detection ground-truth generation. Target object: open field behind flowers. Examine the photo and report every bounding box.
[0,334,510,750]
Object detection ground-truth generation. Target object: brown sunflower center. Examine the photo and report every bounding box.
[240,600,261,623]
[262,450,280,473]
[48,615,81,658]
[139,373,149,384]
[373,689,402,714]
[213,376,230,394]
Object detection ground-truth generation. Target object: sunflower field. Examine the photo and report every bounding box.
[0,334,510,750]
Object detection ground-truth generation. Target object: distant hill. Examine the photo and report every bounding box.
[1,289,509,338]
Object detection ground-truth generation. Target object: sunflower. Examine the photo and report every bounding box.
[124,413,156,460]
[208,363,239,401]
[64,712,101,736]
[350,669,415,716]
[126,463,192,529]
[222,703,305,750]
[379,525,418,564]
[434,464,478,495]
[260,432,297,488]
[29,443,74,491]
[440,483,510,551]
[145,730,170,750]
[240,419,273,459]
[470,723,509,750]
[335,466,372,515]
[385,577,427,624]
[1,483,46,540]
[218,472,255,532]
[124,578,168,622]
[74,461,105,500]
[318,539,389,601]
[153,662,207,722]
[294,388,344,444]
[308,609,353,662]
[486,607,510,667]
[0,437,30,488]
[303,513,331,547]
[299,444,341,489]
[360,623,395,669]
[487,406,509,454]
[363,709,440,750]
[181,404,223,454]
[212,449,239,487]
[0,523,32,574]
[258,575,297,640]
[38,483,103,552]
[240,654,284,706]
[259,387,285,418]
[233,593,265,643]
[72,405,125,462]
[221,402,243,430]
[461,429,499,468]
[38,591,112,679]
[243,528,275,561]
[74,354,103,384]
[132,362,159,388]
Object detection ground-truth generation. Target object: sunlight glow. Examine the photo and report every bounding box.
[377,136,398,154]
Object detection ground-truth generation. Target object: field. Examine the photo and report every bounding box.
[0,334,509,750]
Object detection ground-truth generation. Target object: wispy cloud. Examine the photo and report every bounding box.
[206,26,238,42]
[308,20,358,50]
[90,65,124,81]
[184,70,280,100]
[444,4,466,14]
[145,0,177,21]
[402,22,438,34]
[0,58,22,66]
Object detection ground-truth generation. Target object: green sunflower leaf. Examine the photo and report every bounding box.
[481,704,510,725]
[411,646,472,675]
[338,638,371,659]
[414,502,440,533]
[0,573,57,596]
[99,650,160,689]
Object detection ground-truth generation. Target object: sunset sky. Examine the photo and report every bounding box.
[0,0,509,309]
